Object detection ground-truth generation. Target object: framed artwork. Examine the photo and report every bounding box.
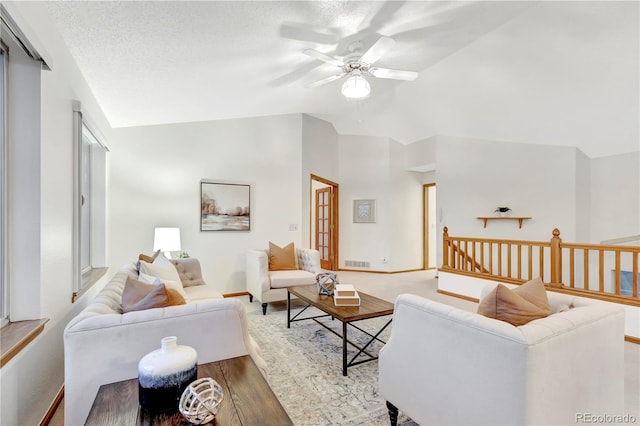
[353,199,376,223]
[200,181,250,231]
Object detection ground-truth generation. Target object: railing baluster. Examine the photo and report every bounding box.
[569,248,575,288]
[599,250,604,293]
[489,243,493,275]
[539,246,544,282]
[528,245,532,280]
[583,249,589,291]
[517,245,522,280]
[615,250,621,296]
[633,252,638,298]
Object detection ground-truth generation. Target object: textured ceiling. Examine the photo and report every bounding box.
[42,0,639,157]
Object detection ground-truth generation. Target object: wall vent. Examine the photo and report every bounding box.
[345,260,370,268]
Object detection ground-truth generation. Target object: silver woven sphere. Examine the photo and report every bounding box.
[316,272,339,295]
[178,377,223,424]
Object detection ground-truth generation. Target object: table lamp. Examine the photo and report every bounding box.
[153,227,181,259]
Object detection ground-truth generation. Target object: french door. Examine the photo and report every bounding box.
[315,187,333,270]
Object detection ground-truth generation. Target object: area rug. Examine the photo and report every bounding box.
[247,301,418,426]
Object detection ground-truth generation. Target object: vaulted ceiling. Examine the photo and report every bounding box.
[42,1,638,158]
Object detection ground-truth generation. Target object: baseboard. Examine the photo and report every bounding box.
[437,289,479,303]
[625,335,640,345]
[40,386,63,426]
[223,291,249,298]
[337,268,424,274]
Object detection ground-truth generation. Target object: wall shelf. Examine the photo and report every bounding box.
[477,216,532,229]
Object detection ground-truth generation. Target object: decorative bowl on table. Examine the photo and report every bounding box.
[179,377,224,424]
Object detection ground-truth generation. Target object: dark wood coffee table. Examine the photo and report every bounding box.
[287,285,394,376]
[85,355,292,426]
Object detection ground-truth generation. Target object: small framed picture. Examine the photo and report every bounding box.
[353,199,376,223]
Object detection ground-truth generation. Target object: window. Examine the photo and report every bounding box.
[73,105,108,301]
[0,43,6,326]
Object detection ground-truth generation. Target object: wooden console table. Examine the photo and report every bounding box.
[86,355,292,426]
[477,216,532,229]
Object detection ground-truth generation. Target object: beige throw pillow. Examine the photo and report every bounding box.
[477,277,552,326]
[268,242,298,271]
[122,277,186,313]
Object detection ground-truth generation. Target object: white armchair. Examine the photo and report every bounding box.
[379,290,625,426]
[246,248,320,314]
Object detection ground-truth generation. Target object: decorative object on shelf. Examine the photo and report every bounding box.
[138,336,198,413]
[153,227,181,259]
[316,272,339,295]
[333,284,361,306]
[353,199,376,223]
[176,251,190,259]
[201,180,251,231]
[494,207,511,217]
[179,377,224,425]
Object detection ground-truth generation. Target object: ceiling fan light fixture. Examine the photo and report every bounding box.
[341,72,370,99]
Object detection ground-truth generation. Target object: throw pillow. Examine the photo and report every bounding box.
[138,249,161,264]
[139,272,190,303]
[268,242,298,271]
[122,277,169,313]
[140,253,183,284]
[477,278,551,326]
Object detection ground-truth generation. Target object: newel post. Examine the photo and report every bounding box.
[549,228,563,288]
[442,227,449,268]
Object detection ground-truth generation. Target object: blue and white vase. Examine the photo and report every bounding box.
[138,336,197,412]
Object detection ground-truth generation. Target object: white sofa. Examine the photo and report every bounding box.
[64,259,267,426]
[379,287,625,426]
[246,248,320,314]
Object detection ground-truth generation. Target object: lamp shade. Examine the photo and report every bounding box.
[341,72,370,99]
[153,227,181,254]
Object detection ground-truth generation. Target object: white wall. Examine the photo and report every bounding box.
[1,2,114,425]
[436,135,579,241]
[590,152,640,244]
[301,114,339,249]
[338,135,392,271]
[337,135,424,272]
[389,140,423,270]
[575,150,591,242]
[108,114,303,294]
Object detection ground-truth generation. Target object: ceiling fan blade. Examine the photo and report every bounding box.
[280,23,340,45]
[369,67,418,81]
[303,49,344,67]
[360,36,396,65]
[306,73,346,89]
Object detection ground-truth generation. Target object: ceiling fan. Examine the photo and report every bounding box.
[303,36,418,99]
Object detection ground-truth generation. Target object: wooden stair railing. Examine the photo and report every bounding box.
[442,227,640,307]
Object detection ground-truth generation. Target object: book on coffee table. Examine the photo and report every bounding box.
[334,285,360,306]
[334,284,357,297]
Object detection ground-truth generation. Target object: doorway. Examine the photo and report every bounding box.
[423,183,437,269]
[310,174,339,270]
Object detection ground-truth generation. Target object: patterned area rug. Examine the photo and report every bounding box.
[247,301,418,426]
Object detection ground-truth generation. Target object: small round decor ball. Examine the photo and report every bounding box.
[178,377,223,424]
[316,272,339,295]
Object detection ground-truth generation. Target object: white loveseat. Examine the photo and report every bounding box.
[246,248,320,314]
[64,259,267,426]
[379,287,625,426]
